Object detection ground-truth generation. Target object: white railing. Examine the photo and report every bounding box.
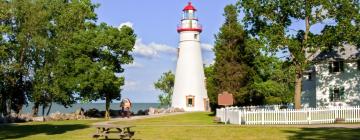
[216,106,360,125]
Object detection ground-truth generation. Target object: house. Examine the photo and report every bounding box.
[302,44,360,108]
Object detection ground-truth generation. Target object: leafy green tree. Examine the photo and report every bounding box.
[249,55,294,105]
[1,0,99,116]
[154,71,175,107]
[204,65,218,110]
[31,0,99,116]
[0,0,135,120]
[0,0,47,116]
[0,0,11,117]
[56,24,136,119]
[238,0,360,109]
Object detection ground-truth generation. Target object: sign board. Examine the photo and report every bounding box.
[218,91,234,106]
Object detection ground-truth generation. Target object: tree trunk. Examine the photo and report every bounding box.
[46,102,52,116]
[0,94,7,117]
[105,94,110,120]
[294,69,302,109]
[42,104,46,122]
[6,99,11,117]
[32,102,39,117]
[293,1,310,110]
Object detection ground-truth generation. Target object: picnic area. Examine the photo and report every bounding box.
[0,112,360,140]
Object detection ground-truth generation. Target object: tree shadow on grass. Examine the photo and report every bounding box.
[208,112,216,116]
[0,123,88,139]
[284,128,360,140]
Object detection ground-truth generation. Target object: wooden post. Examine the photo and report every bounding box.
[285,109,288,125]
[238,111,241,125]
[261,109,264,125]
[308,108,312,124]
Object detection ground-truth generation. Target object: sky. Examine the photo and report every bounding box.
[90,0,327,103]
[91,0,238,103]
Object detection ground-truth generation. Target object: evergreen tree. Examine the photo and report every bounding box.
[210,4,294,107]
[213,5,253,105]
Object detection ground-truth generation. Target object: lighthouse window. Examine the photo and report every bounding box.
[194,34,198,39]
[186,95,194,107]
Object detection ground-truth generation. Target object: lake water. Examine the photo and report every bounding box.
[21,103,160,115]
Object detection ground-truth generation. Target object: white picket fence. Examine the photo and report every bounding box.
[216,106,360,125]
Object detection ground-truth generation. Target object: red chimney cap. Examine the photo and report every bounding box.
[183,2,196,11]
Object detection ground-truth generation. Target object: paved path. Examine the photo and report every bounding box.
[92,124,360,128]
[93,112,360,129]
[92,112,188,125]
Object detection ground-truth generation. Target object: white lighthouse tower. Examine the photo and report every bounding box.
[172,2,209,111]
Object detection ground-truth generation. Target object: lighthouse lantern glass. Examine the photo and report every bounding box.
[183,10,196,19]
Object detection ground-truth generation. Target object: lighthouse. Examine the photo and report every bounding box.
[172,2,209,111]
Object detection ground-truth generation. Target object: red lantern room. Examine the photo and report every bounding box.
[177,2,202,33]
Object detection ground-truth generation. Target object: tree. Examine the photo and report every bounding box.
[0,0,136,120]
[0,0,11,117]
[7,0,99,116]
[204,65,218,110]
[56,23,136,119]
[238,0,360,109]
[249,55,294,105]
[213,4,253,105]
[154,71,175,107]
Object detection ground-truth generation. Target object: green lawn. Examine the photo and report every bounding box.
[0,119,102,140]
[0,112,359,140]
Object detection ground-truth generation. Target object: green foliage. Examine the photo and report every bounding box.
[0,0,136,118]
[210,4,294,107]
[204,65,217,110]
[213,5,252,106]
[154,71,175,107]
[237,0,360,108]
[250,55,294,105]
[56,23,136,119]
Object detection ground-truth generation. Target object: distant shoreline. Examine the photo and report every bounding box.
[21,103,160,115]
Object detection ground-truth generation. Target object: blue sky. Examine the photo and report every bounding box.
[91,0,237,103]
[91,0,327,103]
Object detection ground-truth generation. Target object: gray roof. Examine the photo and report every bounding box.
[311,44,360,62]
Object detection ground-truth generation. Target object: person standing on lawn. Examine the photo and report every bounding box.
[120,98,132,118]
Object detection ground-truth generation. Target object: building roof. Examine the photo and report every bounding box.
[183,2,196,11]
[311,44,360,62]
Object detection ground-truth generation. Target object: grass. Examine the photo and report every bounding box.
[0,119,102,140]
[0,112,359,140]
[114,112,360,140]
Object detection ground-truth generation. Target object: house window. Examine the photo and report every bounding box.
[329,86,345,102]
[329,61,344,73]
[307,73,312,81]
[186,95,195,107]
[194,34,198,39]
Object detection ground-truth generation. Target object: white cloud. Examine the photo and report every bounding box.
[133,39,177,58]
[124,61,144,69]
[123,80,139,91]
[118,21,133,29]
[201,43,213,52]
[204,59,215,66]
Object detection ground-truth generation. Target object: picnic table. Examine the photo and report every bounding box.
[92,124,135,140]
